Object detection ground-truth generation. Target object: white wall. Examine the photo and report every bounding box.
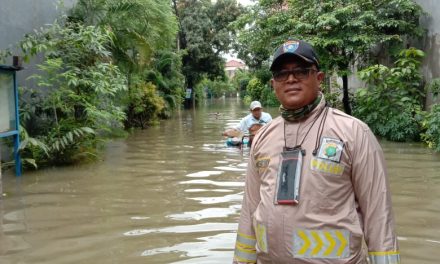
[414,0,440,106]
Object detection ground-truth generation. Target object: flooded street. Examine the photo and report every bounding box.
[1,98,440,263]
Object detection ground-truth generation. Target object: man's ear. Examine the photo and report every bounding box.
[317,71,325,84]
[270,79,274,89]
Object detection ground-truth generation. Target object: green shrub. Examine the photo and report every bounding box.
[126,81,165,129]
[246,77,265,101]
[231,69,251,99]
[353,48,425,142]
[422,104,440,152]
[196,77,235,99]
[19,21,127,165]
[260,86,279,107]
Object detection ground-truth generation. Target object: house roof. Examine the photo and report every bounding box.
[225,60,245,68]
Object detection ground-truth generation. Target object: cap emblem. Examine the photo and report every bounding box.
[283,40,299,53]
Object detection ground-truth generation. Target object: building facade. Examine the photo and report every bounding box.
[225,59,247,79]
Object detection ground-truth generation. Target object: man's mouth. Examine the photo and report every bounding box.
[285,87,301,93]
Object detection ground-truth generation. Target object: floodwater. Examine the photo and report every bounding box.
[0,98,439,263]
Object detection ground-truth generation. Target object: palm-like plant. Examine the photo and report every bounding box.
[71,0,178,73]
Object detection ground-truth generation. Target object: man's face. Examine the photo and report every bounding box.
[251,108,262,119]
[270,61,324,109]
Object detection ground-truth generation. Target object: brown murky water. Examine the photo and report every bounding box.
[1,98,439,263]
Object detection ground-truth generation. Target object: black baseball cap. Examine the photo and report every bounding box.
[269,39,320,71]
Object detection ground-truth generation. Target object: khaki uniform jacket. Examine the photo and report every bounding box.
[233,97,399,264]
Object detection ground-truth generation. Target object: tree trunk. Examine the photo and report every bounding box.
[342,74,352,115]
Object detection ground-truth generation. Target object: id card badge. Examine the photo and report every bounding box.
[274,148,303,205]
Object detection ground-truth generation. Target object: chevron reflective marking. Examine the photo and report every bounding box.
[369,251,400,264]
[294,229,350,259]
[298,230,311,255]
[323,231,336,256]
[335,230,348,257]
[311,231,323,256]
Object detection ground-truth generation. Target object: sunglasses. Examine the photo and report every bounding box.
[272,68,317,82]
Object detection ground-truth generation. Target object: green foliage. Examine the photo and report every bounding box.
[234,0,424,112]
[353,48,425,142]
[260,86,279,107]
[421,78,440,152]
[19,21,127,165]
[231,69,252,98]
[321,79,344,110]
[175,0,244,87]
[421,104,440,152]
[426,78,440,98]
[126,81,165,129]
[71,0,178,70]
[148,50,185,116]
[246,77,265,101]
[71,0,181,125]
[238,65,278,106]
[235,0,423,72]
[0,49,11,64]
[245,76,278,106]
[196,77,235,99]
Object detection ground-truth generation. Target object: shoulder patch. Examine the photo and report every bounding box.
[255,156,270,173]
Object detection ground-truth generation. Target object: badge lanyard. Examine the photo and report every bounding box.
[275,106,329,205]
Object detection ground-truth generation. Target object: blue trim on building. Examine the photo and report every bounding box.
[0,64,22,176]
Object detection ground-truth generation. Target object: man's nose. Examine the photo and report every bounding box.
[286,72,298,82]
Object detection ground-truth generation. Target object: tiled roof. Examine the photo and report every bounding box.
[225,60,245,68]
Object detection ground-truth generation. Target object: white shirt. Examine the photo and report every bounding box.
[235,112,272,134]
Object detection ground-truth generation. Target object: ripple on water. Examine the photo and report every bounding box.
[123,222,238,237]
[188,193,243,205]
[186,171,223,178]
[184,189,233,193]
[166,206,240,221]
[179,179,244,187]
[213,166,246,172]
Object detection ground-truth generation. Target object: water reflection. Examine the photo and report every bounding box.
[167,207,240,221]
[0,99,439,263]
[142,232,236,264]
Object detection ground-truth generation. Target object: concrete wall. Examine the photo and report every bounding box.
[0,0,76,52]
[0,0,76,86]
[414,0,440,106]
[0,0,76,163]
[342,1,440,107]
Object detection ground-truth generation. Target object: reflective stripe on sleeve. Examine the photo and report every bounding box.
[237,232,256,246]
[368,251,400,264]
[234,233,257,263]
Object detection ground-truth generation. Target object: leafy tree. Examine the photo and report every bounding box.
[234,0,424,114]
[70,0,181,126]
[146,50,185,117]
[71,0,177,71]
[231,69,252,98]
[173,0,244,88]
[196,77,235,98]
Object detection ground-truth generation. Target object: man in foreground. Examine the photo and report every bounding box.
[233,39,399,264]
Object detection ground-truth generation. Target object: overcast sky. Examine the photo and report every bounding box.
[222,0,255,61]
[239,0,254,6]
